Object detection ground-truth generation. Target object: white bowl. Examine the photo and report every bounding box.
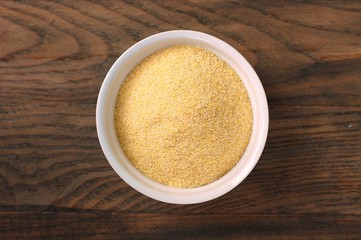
[96,30,268,204]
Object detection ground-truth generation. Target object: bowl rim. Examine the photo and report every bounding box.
[96,30,268,204]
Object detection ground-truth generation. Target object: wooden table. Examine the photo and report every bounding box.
[1,1,360,239]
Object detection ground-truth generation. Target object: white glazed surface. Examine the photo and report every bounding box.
[96,30,268,204]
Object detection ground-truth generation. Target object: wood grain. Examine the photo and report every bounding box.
[0,0,360,239]
[1,212,360,240]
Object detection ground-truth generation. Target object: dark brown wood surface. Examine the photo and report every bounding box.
[1,0,360,239]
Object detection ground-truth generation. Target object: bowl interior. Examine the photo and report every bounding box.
[96,30,268,204]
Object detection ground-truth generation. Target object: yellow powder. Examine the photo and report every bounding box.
[114,45,252,188]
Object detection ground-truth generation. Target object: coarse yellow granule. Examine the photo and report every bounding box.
[114,45,252,188]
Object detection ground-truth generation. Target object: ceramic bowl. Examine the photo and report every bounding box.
[96,30,268,204]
